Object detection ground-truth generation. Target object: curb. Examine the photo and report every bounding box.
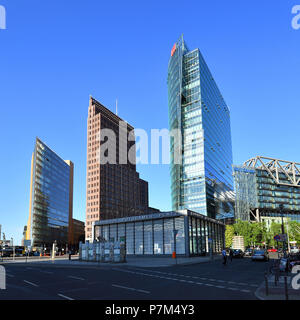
[254,281,266,300]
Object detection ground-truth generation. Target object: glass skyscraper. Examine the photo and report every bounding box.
[167,35,234,220]
[26,138,74,249]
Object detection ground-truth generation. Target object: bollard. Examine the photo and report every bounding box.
[284,276,289,300]
[264,272,269,296]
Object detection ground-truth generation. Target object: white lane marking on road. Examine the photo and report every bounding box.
[6,274,14,278]
[240,289,251,293]
[137,289,151,294]
[40,271,53,274]
[113,268,254,294]
[131,268,258,288]
[23,280,39,287]
[141,270,257,288]
[112,284,150,294]
[68,276,85,281]
[58,293,75,300]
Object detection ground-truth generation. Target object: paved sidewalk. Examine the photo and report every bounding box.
[23,255,222,268]
[255,274,300,300]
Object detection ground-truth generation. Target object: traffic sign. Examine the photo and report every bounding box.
[279,234,287,242]
[274,234,287,242]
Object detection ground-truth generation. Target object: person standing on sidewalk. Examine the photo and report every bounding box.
[222,249,227,266]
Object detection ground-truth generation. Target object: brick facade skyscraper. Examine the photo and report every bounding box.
[85,97,149,240]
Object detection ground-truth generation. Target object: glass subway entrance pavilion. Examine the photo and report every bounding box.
[93,210,225,256]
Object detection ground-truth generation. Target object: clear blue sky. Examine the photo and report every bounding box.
[0,0,299,244]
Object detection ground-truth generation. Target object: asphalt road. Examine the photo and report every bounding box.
[0,257,270,300]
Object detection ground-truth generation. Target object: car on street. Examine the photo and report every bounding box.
[15,252,23,257]
[244,248,253,256]
[291,247,300,254]
[252,250,269,261]
[232,249,244,258]
[1,248,13,257]
[267,248,277,253]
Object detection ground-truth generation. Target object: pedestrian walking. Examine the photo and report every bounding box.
[222,249,227,266]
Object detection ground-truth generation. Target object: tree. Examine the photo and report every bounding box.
[225,225,234,248]
[287,221,300,245]
[250,223,265,247]
[233,220,252,247]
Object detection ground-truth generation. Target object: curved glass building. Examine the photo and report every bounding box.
[167,35,234,220]
[26,138,74,250]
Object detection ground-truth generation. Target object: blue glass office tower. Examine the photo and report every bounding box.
[167,36,234,220]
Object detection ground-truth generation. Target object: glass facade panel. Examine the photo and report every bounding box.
[117,224,125,242]
[126,223,134,255]
[174,217,185,254]
[153,220,163,255]
[109,224,117,242]
[102,225,109,242]
[164,218,174,254]
[196,219,202,254]
[144,221,153,254]
[189,217,193,255]
[135,222,144,254]
[192,217,198,254]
